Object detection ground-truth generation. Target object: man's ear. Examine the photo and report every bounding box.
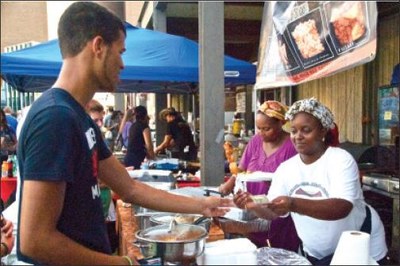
[92,36,105,58]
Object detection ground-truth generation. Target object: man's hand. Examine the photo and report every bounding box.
[200,196,233,217]
[1,217,13,238]
[1,217,15,256]
[124,252,139,265]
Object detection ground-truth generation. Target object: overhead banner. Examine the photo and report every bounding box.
[256,1,377,89]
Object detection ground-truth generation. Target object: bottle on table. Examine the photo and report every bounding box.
[1,160,8,177]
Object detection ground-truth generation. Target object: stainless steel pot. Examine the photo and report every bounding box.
[150,213,212,232]
[134,223,207,263]
[135,212,165,231]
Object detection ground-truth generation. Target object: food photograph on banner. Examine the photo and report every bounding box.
[285,5,334,69]
[257,1,378,89]
[324,1,370,54]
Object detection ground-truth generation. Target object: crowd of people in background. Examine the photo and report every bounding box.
[1,101,199,168]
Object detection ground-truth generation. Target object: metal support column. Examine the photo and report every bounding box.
[153,5,168,146]
[199,2,225,186]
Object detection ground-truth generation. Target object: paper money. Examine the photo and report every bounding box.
[251,195,269,204]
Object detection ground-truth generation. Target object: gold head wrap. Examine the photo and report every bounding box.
[258,100,288,121]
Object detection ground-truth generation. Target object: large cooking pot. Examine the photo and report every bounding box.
[135,212,167,231]
[135,223,207,263]
[150,213,212,232]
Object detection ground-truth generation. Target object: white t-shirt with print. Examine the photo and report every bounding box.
[267,147,387,260]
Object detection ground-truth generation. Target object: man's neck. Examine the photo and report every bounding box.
[53,60,95,108]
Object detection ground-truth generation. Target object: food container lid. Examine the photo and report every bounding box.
[236,171,274,182]
[150,213,207,225]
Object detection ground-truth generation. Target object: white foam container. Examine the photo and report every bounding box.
[234,171,274,193]
[197,238,257,265]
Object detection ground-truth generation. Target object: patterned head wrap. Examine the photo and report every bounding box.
[285,97,335,129]
[258,100,288,121]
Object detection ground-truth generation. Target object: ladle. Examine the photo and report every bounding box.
[167,218,178,234]
[193,216,208,225]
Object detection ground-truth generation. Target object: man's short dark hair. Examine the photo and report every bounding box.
[58,2,126,58]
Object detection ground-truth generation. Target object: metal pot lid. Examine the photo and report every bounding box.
[135,223,207,243]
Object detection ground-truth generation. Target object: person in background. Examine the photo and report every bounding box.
[219,100,301,251]
[104,107,121,152]
[113,110,124,151]
[1,109,17,163]
[1,214,14,258]
[234,97,388,265]
[3,107,18,133]
[86,99,118,254]
[391,63,399,85]
[155,107,197,161]
[103,106,114,127]
[119,108,135,150]
[124,106,155,169]
[86,99,106,133]
[16,3,231,265]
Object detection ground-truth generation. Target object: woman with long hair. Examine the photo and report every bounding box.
[124,106,155,169]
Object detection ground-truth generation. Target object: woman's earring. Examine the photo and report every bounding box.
[322,137,325,142]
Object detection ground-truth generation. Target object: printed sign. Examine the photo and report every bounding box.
[256,1,377,89]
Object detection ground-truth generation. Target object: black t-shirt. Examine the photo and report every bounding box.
[166,118,197,160]
[17,88,112,264]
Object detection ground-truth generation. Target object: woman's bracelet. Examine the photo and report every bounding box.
[1,242,9,256]
[122,255,133,265]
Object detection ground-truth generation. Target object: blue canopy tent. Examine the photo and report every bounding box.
[1,23,256,93]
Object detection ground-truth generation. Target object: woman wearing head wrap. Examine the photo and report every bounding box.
[220,100,301,251]
[124,106,155,169]
[234,98,388,265]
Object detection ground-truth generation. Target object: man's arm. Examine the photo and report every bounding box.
[19,180,132,265]
[98,156,231,216]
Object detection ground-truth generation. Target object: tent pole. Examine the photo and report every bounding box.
[192,92,198,146]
